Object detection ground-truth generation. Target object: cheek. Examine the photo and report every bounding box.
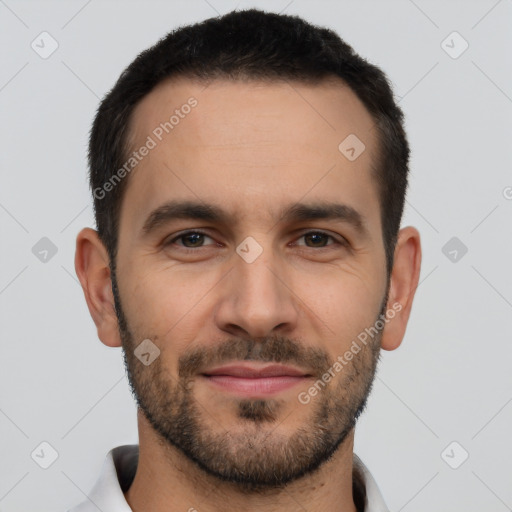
[298,271,384,347]
[120,262,218,344]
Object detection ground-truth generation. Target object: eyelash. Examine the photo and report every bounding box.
[165,230,347,253]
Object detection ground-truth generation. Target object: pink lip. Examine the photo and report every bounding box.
[201,363,311,396]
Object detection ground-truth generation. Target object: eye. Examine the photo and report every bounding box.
[164,229,347,253]
[165,230,216,251]
[294,231,345,249]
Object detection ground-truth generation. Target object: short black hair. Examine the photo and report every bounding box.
[89,8,409,275]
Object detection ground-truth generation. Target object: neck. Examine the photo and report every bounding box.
[124,411,359,512]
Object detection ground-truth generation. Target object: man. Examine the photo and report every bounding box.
[72,8,421,512]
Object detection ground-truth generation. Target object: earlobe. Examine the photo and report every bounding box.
[381,226,422,351]
[74,227,122,348]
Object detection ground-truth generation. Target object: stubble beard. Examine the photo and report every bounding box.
[112,268,385,492]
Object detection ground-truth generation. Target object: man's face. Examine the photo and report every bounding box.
[113,77,389,489]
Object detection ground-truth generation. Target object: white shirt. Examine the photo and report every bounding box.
[68,444,389,512]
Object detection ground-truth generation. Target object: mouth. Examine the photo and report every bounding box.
[201,363,312,397]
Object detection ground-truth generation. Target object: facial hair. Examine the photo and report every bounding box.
[111,267,386,493]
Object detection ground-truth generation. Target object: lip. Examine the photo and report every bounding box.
[201,363,312,397]
[202,363,310,378]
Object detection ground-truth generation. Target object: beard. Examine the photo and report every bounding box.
[111,268,386,493]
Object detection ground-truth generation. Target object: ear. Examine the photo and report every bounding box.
[380,226,422,351]
[74,227,122,348]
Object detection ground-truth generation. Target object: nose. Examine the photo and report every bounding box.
[214,246,300,340]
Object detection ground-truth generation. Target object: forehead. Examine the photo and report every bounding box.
[121,76,380,232]
[129,76,376,153]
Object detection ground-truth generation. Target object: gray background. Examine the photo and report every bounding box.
[1,0,511,510]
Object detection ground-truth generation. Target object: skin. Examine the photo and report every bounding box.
[75,76,421,512]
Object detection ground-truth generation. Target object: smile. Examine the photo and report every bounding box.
[201,363,312,397]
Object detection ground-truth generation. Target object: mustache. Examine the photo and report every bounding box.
[177,335,332,380]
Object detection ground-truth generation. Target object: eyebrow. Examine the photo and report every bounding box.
[141,199,368,237]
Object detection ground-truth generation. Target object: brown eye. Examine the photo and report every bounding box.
[303,232,331,247]
[295,231,345,249]
[180,232,206,248]
[166,230,215,250]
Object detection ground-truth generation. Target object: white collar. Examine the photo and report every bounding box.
[68,444,389,512]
